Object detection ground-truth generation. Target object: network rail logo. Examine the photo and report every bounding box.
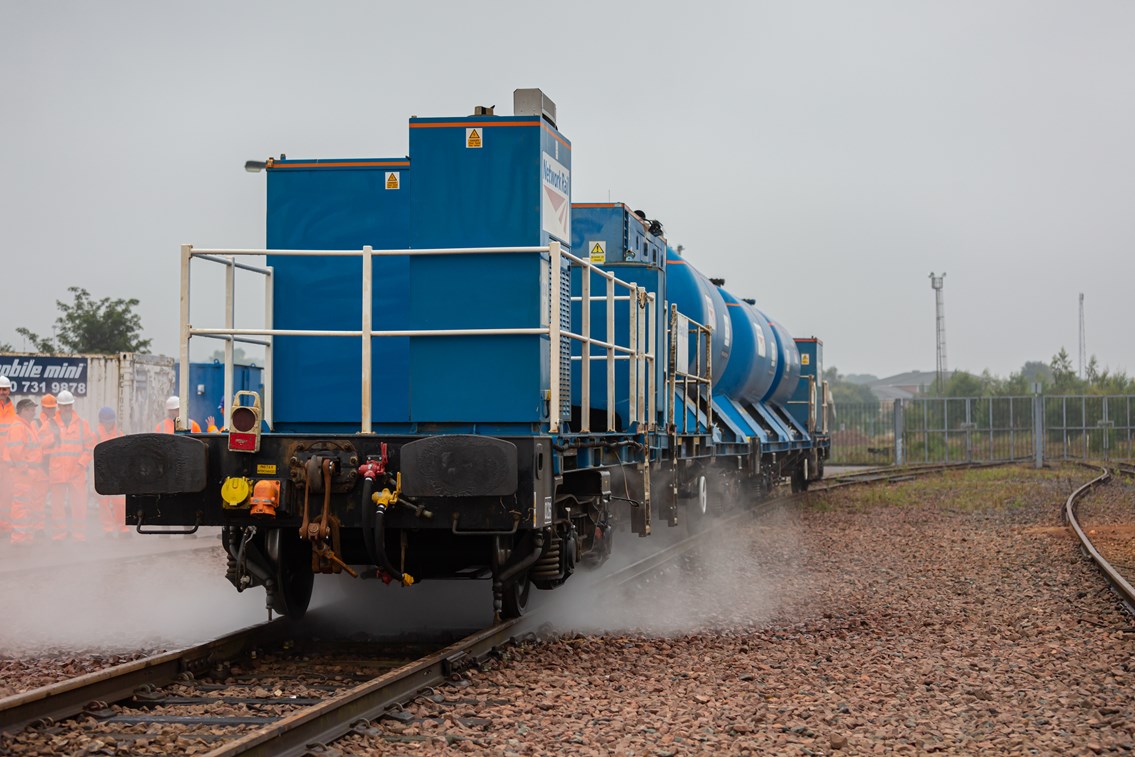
[541,153,571,242]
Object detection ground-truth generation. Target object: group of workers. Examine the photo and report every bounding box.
[0,377,206,546]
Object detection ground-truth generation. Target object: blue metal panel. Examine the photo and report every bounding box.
[174,362,264,430]
[266,159,411,431]
[788,338,822,431]
[406,116,571,426]
[569,204,667,432]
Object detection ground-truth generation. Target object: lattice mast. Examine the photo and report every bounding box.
[1078,292,1086,379]
[929,272,948,394]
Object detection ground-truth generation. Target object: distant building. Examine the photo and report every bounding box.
[868,370,954,401]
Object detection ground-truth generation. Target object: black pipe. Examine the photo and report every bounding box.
[373,502,405,580]
[360,477,377,564]
[498,531,546,584]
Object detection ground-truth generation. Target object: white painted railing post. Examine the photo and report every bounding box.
[361,246,373,434]
[548,242,562,434]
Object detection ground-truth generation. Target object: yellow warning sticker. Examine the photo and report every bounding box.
[385,172,400,190]
[466,128,482,148]
[256,464,277,475]
[801,354,810,365]
[589,240,606,263]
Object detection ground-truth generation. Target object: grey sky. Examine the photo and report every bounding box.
[3,1,1133,380]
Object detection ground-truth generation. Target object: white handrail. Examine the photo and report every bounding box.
[181,243,657,436]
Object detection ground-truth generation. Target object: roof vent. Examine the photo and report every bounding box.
[473,105,495,116]
[513,88,557,128]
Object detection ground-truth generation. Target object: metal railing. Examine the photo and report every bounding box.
[667,304,713,435]
[566,248,656,433]
[830,395,1135,466]
[179,242,655,436]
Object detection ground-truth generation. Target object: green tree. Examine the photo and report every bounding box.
[940,370,984,397]
[1050,347,1082,394]
[0,341,12,353]
[16,287,151,355]
[14,327,57,354]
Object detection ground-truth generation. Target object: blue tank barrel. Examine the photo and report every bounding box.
[715,288,777,405]
[664,247,731,386]
[760,312,801,405]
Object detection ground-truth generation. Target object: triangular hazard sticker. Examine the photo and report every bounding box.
[592,243,603,255]
[467,128,482,148]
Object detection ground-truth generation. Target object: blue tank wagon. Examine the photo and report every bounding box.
[93,90,830,620]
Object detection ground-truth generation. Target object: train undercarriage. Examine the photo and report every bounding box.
[94,430,826,621]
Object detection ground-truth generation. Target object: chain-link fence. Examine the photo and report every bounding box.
[829,395,1135,466]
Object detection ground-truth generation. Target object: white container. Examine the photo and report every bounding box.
[0,352,176,435]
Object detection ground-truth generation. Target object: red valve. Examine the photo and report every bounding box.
[357,443,389,479]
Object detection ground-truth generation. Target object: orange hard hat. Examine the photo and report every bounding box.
[41,394,58,409]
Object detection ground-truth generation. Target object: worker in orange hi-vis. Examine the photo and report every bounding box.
[36,393,60,537]
[46,390,93,542]
[155,395,201,433]
[37,394,60,436]
[94,406,128,537]
[0,376,19,541]
[7,398,47,545]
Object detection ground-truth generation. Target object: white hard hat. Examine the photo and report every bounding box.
[0,376,10,389]
[165,395,180,411]
[57,390,76,406]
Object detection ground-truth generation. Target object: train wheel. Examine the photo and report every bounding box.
[500,571,531,619]
[790,467,809,493]
[266,529,314,619]
[685,474,709,534]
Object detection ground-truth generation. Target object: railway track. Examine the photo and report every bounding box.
[810,459,1014,491]
[1064,463,1135,614]
[0,461,1012,756]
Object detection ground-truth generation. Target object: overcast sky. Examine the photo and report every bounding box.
[2,1,1133,380]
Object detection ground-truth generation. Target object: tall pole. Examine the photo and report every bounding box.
[1078,292,1086,379]
[929,272,947,394]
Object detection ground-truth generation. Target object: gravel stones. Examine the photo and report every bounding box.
[336,464,1135,755]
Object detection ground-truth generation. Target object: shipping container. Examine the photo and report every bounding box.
[0,352,175,434]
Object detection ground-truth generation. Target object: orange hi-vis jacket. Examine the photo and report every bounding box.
[155,417,202,433]
[7,415,45,470]
[96,425,122,445]
[0,400,16,463]
[46,413,94,483]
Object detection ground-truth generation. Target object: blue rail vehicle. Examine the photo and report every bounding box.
[92,89,831,622]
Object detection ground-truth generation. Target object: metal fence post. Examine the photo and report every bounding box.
[894,400,904,466]
[1033,384,1044,469]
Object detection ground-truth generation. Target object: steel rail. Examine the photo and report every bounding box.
[809,460,1012,492]
[1063,464,1135,613]
[0,619,293,733]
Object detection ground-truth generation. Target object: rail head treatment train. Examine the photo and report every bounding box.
[94,89,831,620]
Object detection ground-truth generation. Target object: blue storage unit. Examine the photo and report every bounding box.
[569,203,667,432]
[266,158,412,431]
[175,362,264,430]
[788,338,825,435]
[406,115,572,427]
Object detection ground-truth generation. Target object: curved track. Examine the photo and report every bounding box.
[1064,464,1135,614]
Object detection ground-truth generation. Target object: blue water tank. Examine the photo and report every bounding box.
[716,288,777,405]
[760,312,801,405]
[664,248,731,386]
